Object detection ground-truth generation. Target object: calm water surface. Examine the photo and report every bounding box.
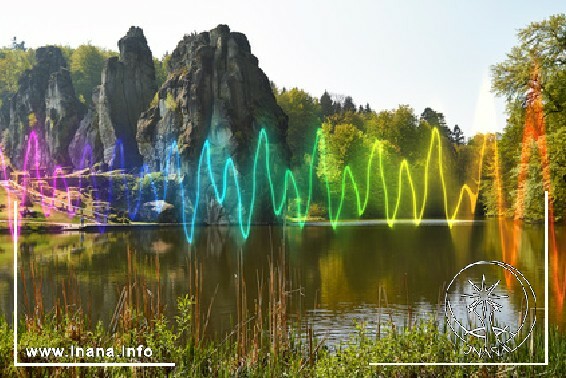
[0,220,564,345]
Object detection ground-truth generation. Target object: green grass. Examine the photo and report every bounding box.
[1,300,565,377]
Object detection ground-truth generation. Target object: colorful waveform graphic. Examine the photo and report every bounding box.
[497,63,564,313]
[2,125,493,243]
[2,71,563,313]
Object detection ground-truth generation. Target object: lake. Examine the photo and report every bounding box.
[0,220,564,346]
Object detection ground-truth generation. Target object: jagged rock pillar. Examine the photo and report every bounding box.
[97,26,156,169]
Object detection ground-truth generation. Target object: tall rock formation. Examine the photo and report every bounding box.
[68,104,103,169]
[97,26,156,168]
[136,25,290,224]
[0,25,291,225]
[45,64,85,165]
[3,46,83,168]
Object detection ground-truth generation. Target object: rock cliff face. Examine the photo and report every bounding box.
[137,25,290,224]
[0,94,10,135]
[0,25,291,225]
[97,26,156,168]
[3,46,83,168]
[68,104,103,169]
[45,64,85,165]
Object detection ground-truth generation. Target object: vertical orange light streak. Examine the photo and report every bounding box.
[503,61,563,313]
[493,135,517,286]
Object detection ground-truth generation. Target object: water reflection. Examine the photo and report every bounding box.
[0,220,563,345]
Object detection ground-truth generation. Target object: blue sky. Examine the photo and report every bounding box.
[2,1,564,136]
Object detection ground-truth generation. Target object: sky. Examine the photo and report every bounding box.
[1,1,564,137]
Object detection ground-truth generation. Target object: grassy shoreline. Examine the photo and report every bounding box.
[1,305,565,377]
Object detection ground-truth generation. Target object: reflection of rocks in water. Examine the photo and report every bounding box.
[203,226,230,256]
[205,195,225,225]
[20,243,36,256]
[0,222,556,344]
[150,240,173,255]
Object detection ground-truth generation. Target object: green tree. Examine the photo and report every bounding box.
[548,126,566,219]
[491,14,566,220]
[154,54,170,89]
[320,91,334,119]
[510,140,545,220]
[492,14,566,115]
[70,45,116,104]
[343,96,356,113]
[316,121,407,219]
[363,105,421,160]
[451,124,465,145]
[316,123,365,208]
[0,48,35,101]
[276,88,322,167]
[420,107,451,140]
[326,109,365,130]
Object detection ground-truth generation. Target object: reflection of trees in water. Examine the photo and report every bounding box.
[1,222,558,341]
[307,225,459,308]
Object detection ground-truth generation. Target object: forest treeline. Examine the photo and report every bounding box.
[275,14,566,222]
[0,44,169,107]
[274,86,472,220]
[488,14,566,221]
[1,14,564,222]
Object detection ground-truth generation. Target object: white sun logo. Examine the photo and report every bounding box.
[445,261,536,359]
[462,274,507,324]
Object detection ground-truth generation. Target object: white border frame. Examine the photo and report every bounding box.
[12,192,550,368]
[12,201,175,367]
[369,191,549,366]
